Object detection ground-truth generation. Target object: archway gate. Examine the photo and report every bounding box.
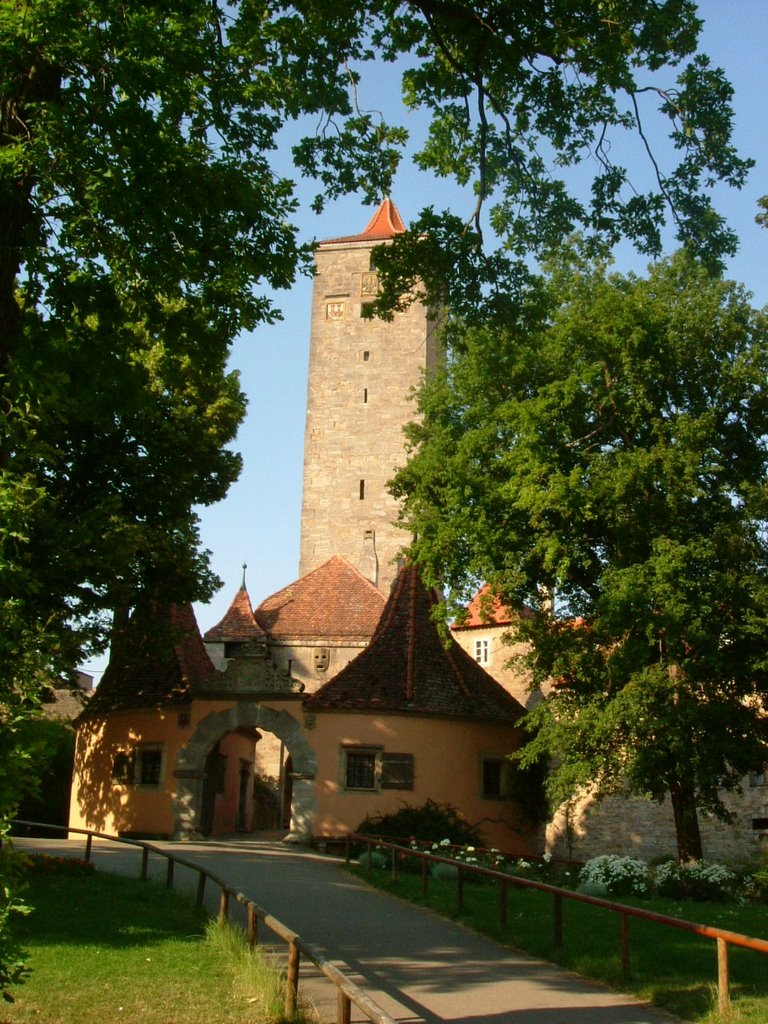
[172,703,317,841]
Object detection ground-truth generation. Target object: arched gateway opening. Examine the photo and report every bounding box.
[171,704,316,842]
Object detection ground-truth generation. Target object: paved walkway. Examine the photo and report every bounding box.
[15,835,679,1024]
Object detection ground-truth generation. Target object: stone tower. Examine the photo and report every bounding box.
[299,200,437,594]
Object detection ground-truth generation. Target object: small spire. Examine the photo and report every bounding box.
[241,562,248,589]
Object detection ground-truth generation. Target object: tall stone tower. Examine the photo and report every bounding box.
[299,200,437,594]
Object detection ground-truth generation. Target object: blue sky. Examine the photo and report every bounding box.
[81,2,768,682]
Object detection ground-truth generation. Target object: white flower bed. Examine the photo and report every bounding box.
[578,855,651,897]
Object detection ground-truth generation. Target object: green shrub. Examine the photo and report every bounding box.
[653,859,738,901]
[355,799,483,847]
[578,855,650,898]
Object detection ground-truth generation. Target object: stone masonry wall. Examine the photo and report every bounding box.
[547,783,768,865]
[299,240,437,594]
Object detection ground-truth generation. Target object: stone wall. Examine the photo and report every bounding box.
[547,782,768,865]
[299,240,437,594]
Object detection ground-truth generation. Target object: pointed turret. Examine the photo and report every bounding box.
[81,603,215,715]
[321,198,406,245]
[305,564,525,722]
[204,571,266,645]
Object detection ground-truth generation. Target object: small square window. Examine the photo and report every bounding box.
[112,752,134,784]
[345,750,376,790]
[481,757,509,798]
[137,746,164,787]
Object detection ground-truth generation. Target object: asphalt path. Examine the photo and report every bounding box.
[14,835,680,1024]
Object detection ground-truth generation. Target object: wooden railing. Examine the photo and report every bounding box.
[347,832,768,1016]
[11,821,396,1024]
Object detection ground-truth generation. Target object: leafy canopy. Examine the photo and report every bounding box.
[1,1,749,680]
[393,249,768,859]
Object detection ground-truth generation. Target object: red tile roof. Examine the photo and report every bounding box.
[203,584,266,643]
[81,603,215,715]
[452,584,532,630]
[305,565,525,722]
[320,198,406,245]
[255,556,386,642]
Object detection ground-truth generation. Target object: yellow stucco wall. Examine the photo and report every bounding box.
[69,700,260,838]
[306,711,537,854]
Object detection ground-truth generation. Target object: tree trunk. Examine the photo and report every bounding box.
[668,774,703,862]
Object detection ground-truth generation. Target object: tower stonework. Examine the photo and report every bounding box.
[299,200,437,594]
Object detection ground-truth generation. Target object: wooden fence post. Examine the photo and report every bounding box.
[366,842,372,878]
[457,865,464,911]
[553,891,563,948]
[620,912,630,976]
[84,834,92,863]
[717,937,731,1014]
[196,872,206,906]
[421,857,429,897]
[499,877,508,927]
[141,847,149,881]
[345,835,351,865]
[219,888,229,924]
[247,905,259,948]
[285,940,300,1019]
[337,989,352,1024]
[165,858,175,889]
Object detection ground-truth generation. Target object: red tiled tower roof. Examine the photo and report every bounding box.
[203,583,266,643]
[81,603,215,715]
[320,198,406,245]
[255,556,386,643]
[305,565,525,722]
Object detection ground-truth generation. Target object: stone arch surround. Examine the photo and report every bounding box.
[172,703,317,841]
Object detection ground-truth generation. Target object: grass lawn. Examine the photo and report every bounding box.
[5,862,300,1024]
[348,864,768,1024]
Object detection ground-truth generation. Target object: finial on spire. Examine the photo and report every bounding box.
[241,562,247,589]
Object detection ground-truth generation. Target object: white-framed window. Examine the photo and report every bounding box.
[480,756,510,799]
[749,768,766,787]
[474,637,491,665]
[342,748,414,792]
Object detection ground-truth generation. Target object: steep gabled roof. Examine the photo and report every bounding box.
[255,556,386,643]
[320,198,406,245]
[203,583,266,643]
[305,565,525,722]
[81,603,215,715]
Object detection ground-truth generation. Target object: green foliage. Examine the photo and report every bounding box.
[0,843,31,1002]
[15,717,77,829]
[653,859,739,902]
[0,1,753,970]
[578,855,651,898]
[394,248,768,862]
[356,799,483,847]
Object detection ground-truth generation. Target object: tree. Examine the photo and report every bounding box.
[392,250,768,861]
[1,0,750,682]
[0,0,754,995]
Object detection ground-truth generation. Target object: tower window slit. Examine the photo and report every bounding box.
[359,479,365,500]
[363,388,368,404]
